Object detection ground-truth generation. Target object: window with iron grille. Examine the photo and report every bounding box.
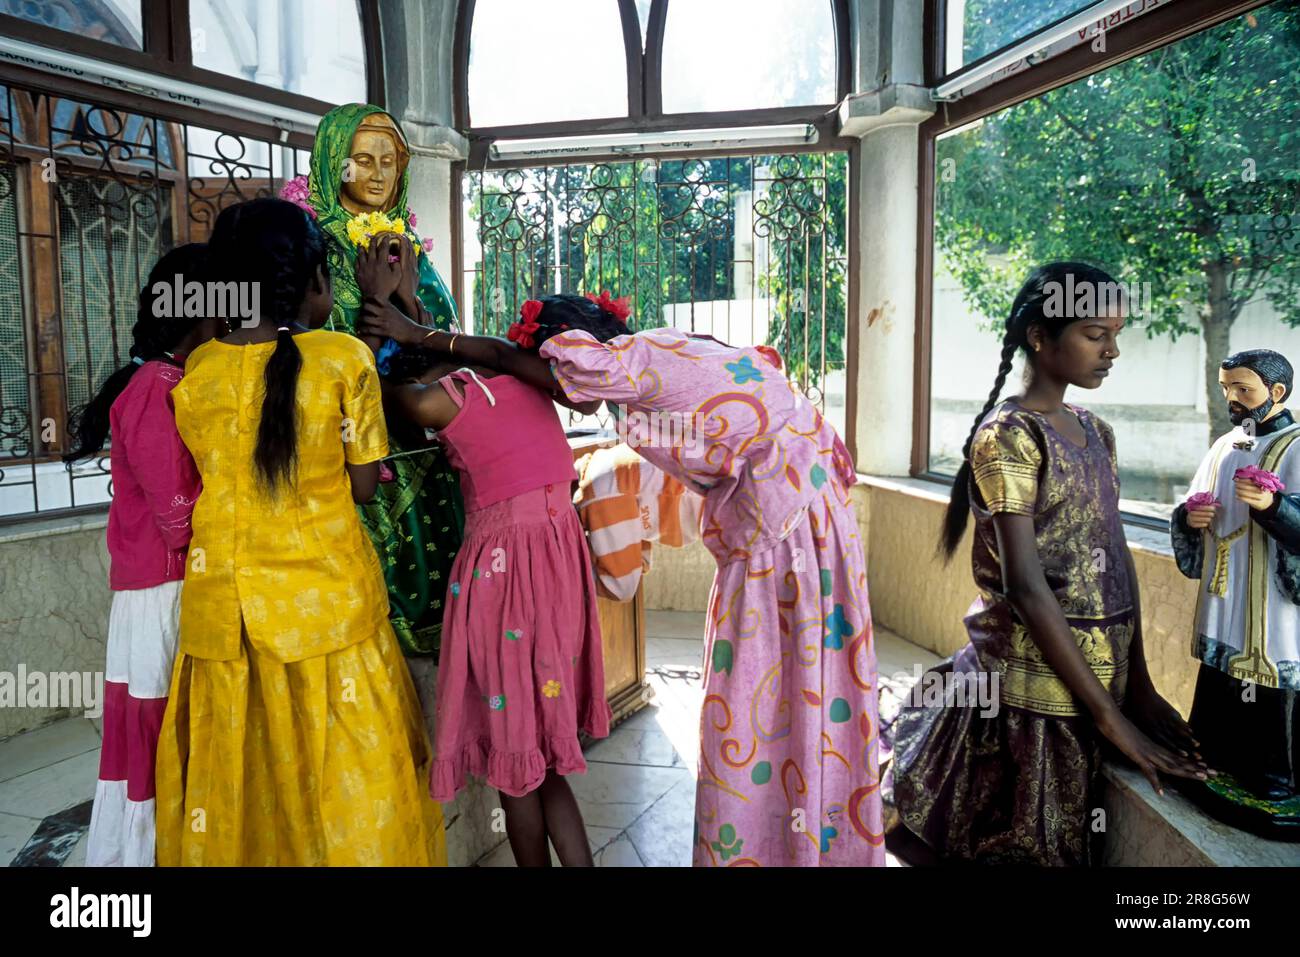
[0,80,309,521]
[462,152,850,436]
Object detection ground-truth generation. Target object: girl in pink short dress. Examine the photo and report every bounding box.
[385,360,610,866]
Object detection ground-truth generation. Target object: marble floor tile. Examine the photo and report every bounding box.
[474,824,627,867]
[627,772,696,867]
[646,637,705,669]
[475,840,516,867]
[585,725,682,769]
[0,750,99,820]
[568,761,689,830]
[595,833,644,867]
[644,610,708,641]
[0,718,100,784]
[0,811,42,866]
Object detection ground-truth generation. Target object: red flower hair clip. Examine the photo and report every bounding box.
[585,289,632,322]
[507,299,544,349]
[753,345,783,371]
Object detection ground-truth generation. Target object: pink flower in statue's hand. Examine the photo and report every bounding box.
[1234,466,1286,493]
[279,175,317,219]
[1186,492,1220,510]
[378,462,395,483]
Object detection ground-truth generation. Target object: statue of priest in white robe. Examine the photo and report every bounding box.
[1171,349,1300,838]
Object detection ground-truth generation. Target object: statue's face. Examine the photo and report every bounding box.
[1220,366,1285,426]
[341,129,401,213]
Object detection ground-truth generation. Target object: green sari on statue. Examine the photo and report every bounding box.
[307,103,464,655]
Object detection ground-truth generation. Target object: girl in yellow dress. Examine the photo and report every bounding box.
[155,198,444,866]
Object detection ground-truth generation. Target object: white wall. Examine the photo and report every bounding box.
[928,259,1300,504]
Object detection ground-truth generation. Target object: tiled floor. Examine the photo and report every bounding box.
[1,609,934,867]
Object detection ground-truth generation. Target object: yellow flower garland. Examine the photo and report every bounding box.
[344,211,424,256]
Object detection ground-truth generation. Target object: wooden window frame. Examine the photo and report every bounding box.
[0,0,384,117]
[453,0,853,140]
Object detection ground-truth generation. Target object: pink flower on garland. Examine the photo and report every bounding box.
[407,211,418,228]
[279,175,317,219]
[1234,466,1286,493]
[422,238,434,254]
[1185,492,1220,510]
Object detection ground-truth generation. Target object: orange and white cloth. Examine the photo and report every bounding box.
[574,444,703,600]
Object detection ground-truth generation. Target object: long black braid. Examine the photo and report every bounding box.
[63,243,210,463]
[938,261,1122,560]
[207,198,328,492]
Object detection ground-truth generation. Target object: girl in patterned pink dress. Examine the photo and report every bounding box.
[361,292,885,867]
[384,355,610,866]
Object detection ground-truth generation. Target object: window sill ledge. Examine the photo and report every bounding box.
[854,472,1176,560]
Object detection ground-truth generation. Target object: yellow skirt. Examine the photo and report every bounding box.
[155,623,445,866]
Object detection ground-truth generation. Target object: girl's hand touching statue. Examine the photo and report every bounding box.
[358,297,429,348]
[355,231,406,302]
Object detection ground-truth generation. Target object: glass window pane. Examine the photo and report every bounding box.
[929,2,1300,519]
[636,0,653,50]
[661,0,836,113]
[0,0,143,49]
[946,0,1092,74]
[468,0,628,128]
[190,0,366,103]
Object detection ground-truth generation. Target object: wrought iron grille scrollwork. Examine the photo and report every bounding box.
[463,152,849,430]
[0,79,307,522]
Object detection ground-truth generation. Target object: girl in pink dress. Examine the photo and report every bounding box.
[383,350,610,866]
[63,244,226,866]
[361,291,885,867]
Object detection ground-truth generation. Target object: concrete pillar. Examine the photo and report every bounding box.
[841,0,935,475]
[376,0,467,292]
[253,0,284,90]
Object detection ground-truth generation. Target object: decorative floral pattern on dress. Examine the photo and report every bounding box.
[823,604,851,650]
[711,823,744,861]
[542,680,562,699]
[725,355,764,384]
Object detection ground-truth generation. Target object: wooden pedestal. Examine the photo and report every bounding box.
[569,431,651,726]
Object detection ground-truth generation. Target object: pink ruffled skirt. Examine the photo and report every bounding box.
[430,483,610,801]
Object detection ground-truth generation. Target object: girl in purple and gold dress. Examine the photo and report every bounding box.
[886,261,1210,866]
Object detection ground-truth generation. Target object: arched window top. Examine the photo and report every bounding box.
[189,0,367,104]
[660,0,838,114]
[458,0,849,133]
[467,0,630,128]
[1,0,143,49]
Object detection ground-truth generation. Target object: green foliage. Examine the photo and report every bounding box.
[466,152,849,392]
[937,2,1300,439]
